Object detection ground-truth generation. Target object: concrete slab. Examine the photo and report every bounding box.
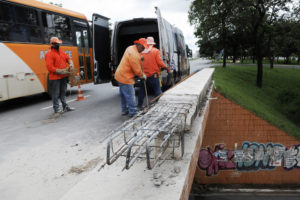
[60,69,214,200]
[160,68,214,130]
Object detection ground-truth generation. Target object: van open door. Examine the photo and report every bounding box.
[155,7,169,63]
[92,13,111,84]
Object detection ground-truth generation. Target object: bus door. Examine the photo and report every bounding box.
[92,14,111,84]
[74,22,92,83]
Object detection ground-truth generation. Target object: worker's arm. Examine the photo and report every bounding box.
[68,60,74,68]
[155,50,170,72]
[64,53,73,71]
[45,53,57,73]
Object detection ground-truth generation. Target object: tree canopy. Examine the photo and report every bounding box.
[189,0,299,87]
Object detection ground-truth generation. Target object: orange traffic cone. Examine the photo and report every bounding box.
[76,84,85,101]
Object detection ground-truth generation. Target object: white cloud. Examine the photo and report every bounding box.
[40,0,197,53]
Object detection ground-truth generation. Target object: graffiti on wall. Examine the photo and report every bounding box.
[198,142,300,176]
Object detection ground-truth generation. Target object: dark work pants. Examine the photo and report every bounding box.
[138,76,162,107]
[50,77,68,112]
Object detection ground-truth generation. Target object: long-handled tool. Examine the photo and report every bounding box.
[141,56,149,109]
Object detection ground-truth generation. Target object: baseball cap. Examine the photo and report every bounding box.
[134,38,148,48]
[50,37,62,44]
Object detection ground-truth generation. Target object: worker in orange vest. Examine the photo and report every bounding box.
[114,38,148,117]
[138,37,170,108]
[45,37,75,114]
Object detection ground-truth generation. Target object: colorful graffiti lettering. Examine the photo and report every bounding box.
[199,142,300,176]
[198,144,235,176]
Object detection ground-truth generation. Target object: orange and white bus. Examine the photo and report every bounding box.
[0,0,111,101]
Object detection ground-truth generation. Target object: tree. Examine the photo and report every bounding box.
[240,0,291,87]
[189,0,296,88]
[189,0,237,67]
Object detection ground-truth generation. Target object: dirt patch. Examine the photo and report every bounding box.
[69,157,103,174]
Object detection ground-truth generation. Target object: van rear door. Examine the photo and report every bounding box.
[155,7,169,63]
[92,13,111,84]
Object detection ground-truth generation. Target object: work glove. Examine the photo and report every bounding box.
[56,69,72,75]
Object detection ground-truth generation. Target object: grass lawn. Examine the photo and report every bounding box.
[213,65,300,140]
[212,59,300,65]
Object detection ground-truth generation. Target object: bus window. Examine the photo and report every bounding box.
[0,2,42,43]
[83,30,92,79]
[42,12,72,44]
[0,2,13,41]
[83,30,89,53]
[14,5,41,43]
[75,30,85,80]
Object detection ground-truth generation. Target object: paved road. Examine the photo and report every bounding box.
[189,58,211,73]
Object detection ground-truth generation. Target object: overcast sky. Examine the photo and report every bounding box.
[39,0,197,54]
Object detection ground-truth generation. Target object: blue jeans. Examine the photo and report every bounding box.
[138,76,162,107]
[118,82,137,116]
[50,77,68,112]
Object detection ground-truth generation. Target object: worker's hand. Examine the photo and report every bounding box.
[56,69,72,75]
[68,64,74,69]
[166,67,171,73]
[141,73,147,80]
[65,66,71,71]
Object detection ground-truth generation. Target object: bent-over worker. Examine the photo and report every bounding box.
[114,38,147,117]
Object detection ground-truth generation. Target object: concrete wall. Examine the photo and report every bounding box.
[195,90,300,185]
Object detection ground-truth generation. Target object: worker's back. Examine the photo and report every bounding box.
[114,45,142,85]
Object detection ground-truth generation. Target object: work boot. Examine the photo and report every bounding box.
[137,105,143,111]
[128,113,137,118]
[54,108,62,113]
[63,106,75,112]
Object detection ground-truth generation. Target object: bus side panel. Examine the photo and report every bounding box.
[1,43,45,100]
[0,78,9,101]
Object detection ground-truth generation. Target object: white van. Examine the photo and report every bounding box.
[110,7,190,90]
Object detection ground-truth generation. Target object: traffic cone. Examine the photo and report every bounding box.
[76,84,85,101]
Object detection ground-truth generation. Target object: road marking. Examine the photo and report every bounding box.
[40,95,91,110]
